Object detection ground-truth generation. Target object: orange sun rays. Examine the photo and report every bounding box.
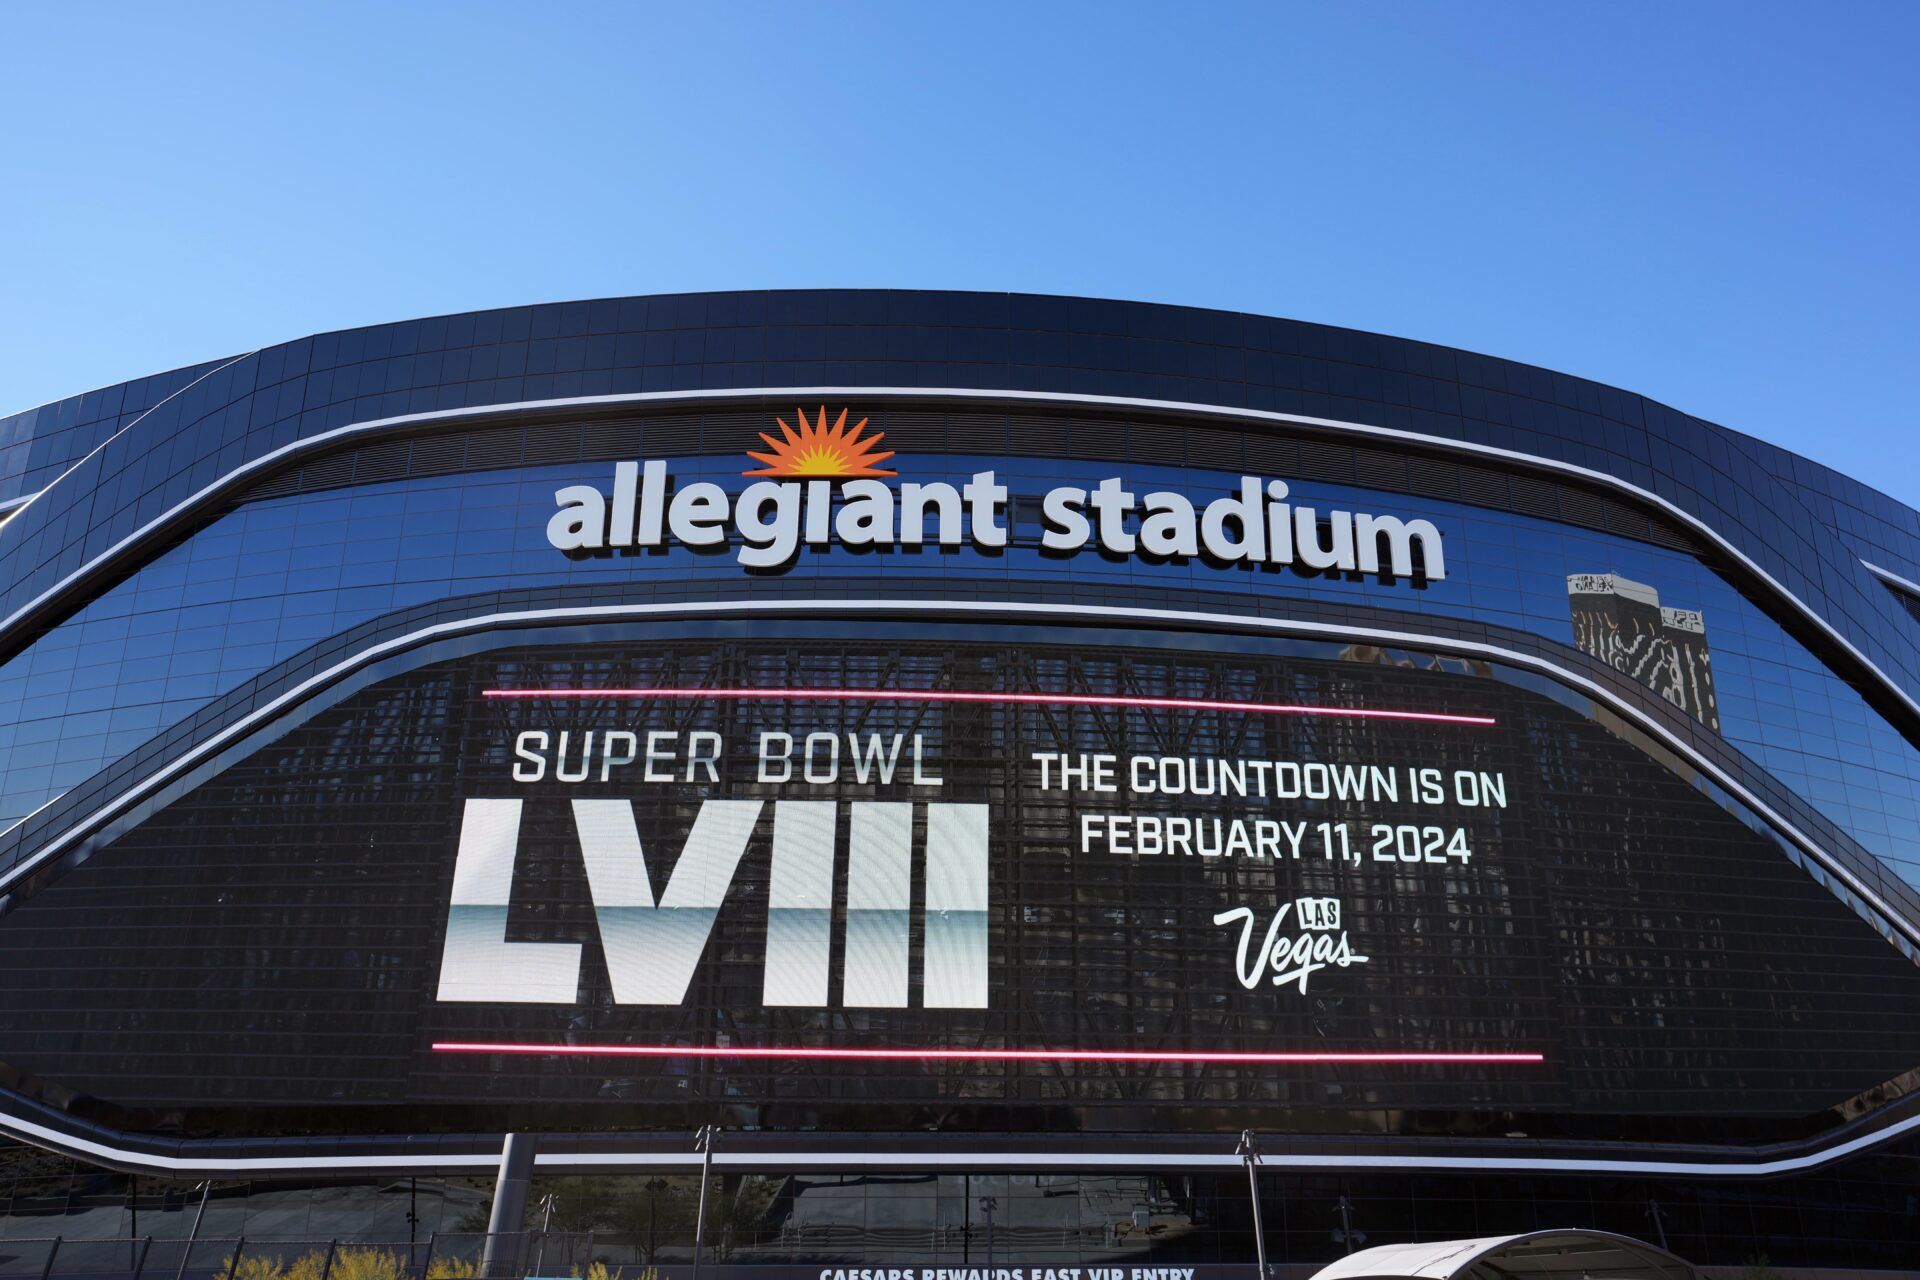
[744,407,896,478]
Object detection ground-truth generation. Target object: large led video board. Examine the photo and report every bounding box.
[0,625,1916,1144]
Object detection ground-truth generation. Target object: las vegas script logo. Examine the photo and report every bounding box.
[1213,896,1370,994]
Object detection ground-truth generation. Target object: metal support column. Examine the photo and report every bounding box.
[480,1134,538,1279]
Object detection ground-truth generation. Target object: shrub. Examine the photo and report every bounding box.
[330,1248,406,1280]
[218,1247,419,1280]
[211,1242,618,1280]
[218,1257,287,1280]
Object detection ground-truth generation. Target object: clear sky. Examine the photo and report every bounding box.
[2,3,1915,501]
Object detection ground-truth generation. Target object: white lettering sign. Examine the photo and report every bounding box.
[436,796,989,1010]
[547,462,1446,581]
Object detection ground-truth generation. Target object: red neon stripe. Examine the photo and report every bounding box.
[479,687,1494,726]
[431,1043,1541,1065]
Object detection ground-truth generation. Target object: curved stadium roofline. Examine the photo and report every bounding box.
[9,289,1915,519]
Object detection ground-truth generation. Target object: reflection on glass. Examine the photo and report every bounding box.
[1566,573,1719,729]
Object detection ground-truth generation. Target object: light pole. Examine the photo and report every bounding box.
[531,1193,558,1277]
[1236,1130,1268,1280]
[691,1125,719,1280]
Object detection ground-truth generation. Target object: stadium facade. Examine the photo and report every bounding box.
[0,291,1917,1272]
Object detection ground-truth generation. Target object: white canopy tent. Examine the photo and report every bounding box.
[1307,1229,1700,1280]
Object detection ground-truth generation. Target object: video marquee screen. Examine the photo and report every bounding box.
[1,625,1917,1141]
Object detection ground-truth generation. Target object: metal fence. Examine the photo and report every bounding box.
[0,1233,597,1280]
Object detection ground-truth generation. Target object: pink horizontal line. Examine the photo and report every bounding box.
[479,687,1494,726]
[431,1043,1541,1065]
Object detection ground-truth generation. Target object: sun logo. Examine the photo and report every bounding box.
[744,406,896,478]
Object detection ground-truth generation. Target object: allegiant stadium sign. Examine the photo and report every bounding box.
[544,406,1447,580]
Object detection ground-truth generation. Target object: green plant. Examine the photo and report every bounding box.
[425,1257,479,1280]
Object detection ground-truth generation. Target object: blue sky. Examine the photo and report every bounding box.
[2,3,1914,500]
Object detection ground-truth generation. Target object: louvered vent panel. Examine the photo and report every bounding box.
[1186,427,1245,471]
[582,418,646,461]
[1507,475,1561,520]
[641,417,703,453]
[1004,414,1071,456]
[700,411,770,455]
[1083,417,1139,464]
[1645,521,1700,553]
[299,454,356,489]
[1296,440,1355,485]
[1402,458,1460,501]
[946,413,1009,453]
[352,440,411,483]
[410,435,468,476]
[465,427,524,468]
[1458,467,1510,508]
[1244,435,1299,475]
[1352,447,1409,492]
[246,471,301,499]
[871,410,947,453]
[522,423,582,464]
[1559,490,1609,529]
[1602,500,1653,541]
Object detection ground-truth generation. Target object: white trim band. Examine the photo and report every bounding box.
[1,1109,1916,1180]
